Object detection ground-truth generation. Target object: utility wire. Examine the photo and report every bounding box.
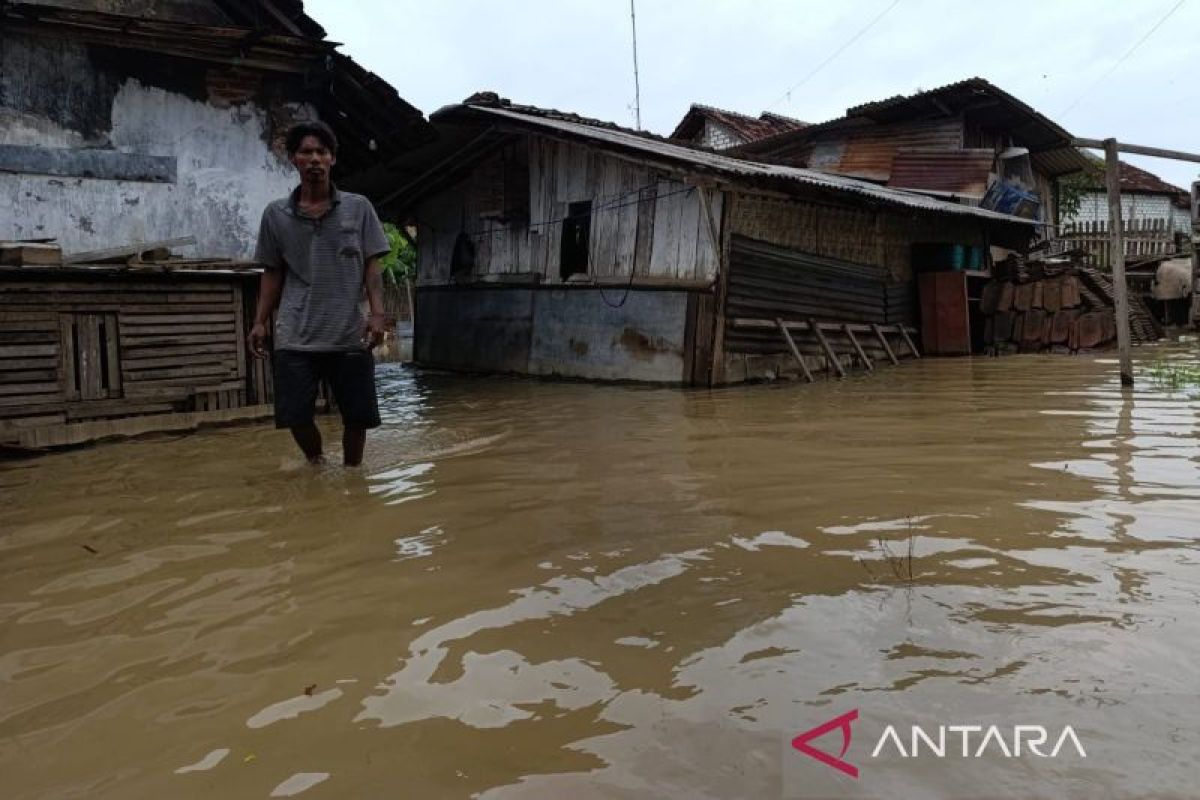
[768,0,902,109]
[1059,0,1187,116]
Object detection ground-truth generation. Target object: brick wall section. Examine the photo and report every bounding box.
[701,121,745,150]
[206,67,263,109]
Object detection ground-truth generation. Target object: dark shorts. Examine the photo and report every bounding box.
[272,349,381,430]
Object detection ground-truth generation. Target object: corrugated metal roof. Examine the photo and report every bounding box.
[457,103,1038,226]
[888,149,995,197]
[739,77,1091,177]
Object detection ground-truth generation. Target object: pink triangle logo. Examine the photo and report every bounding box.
[791,709,859,778]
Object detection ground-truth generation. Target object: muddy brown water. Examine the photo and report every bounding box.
[2,347,1199,799]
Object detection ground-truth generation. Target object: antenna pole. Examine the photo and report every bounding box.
[630,0,642,130]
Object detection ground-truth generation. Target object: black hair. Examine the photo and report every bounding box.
[285,121,339,156]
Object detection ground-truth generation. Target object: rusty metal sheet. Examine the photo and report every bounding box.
[887,149,995,196]
[824,118,963,180]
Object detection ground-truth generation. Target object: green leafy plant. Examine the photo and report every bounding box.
[1146,359,1200,392]
[1057,162,1105,223]
[380,222,416,286]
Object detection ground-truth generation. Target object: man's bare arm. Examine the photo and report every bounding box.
[248,268,283,358]
[363,256,386,348]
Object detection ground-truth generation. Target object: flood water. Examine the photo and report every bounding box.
[2,346,1199,799]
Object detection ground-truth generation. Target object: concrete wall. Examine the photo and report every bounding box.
[0,33,308,258]
[416,286,690,383]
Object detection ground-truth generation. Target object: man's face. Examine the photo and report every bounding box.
[291,135,336,182]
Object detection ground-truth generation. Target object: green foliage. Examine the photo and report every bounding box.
[380,223,416,286]
[1057,163,1104,223]
[1146,359,1200,392]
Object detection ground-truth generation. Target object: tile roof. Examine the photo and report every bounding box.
[670,104,807,144]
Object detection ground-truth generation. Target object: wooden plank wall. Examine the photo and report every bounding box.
[1060,218,1176,267]
[723,235,909,356]
[0,274,264,439]
[416,136,722,286]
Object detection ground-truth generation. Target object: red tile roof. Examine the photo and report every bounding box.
[670,104,807,144]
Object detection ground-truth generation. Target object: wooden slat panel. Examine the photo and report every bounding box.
[0,369,57,383]
[83,314,106,399]
[649,181,685,277]
[120,313,237,325]
[123,365,238,381]
[633,183,657,276]
[59,315,78,400]
[0,330,59,344]
[0,392,60,407]
[0,280,230,293]
[120,334,238,347]
[0,357,57,370]
[103,313,121,396]
[0,294,233,309]
[0,343,58,358]
[121,342,238,358]
[123,353,236,370]
[0,381,60,396]
[116,324,236,336]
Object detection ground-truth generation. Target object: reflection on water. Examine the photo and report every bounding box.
[2,346,1199,798]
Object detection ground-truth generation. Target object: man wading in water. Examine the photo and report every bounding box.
[249,121,390,466]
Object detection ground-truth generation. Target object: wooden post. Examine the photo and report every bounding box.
[775,318,813,383]
[1191,181,1200,329]
[842,324,873,371]
[895,324,921,359]
[871,323,899,365]
[1104,138,1134,386]
[810,318,846,378]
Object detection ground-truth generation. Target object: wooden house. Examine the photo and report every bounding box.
[0,258,269,450]
[384,94,1038,385]
[737,78,1091,224]
[0,0,430,450]
[0,0,430,257]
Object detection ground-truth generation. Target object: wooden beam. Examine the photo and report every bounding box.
[870,323,899,365]
[843,324,873,371]
[64,236,197,265]
[1073,138,1200,165]
[775,317,813,382]
[810,317,845,378]
[1104,138,1134,386]
[894,324,921,359]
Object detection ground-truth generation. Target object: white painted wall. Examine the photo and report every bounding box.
[1067,192,1174,226]
[0,79,307,258]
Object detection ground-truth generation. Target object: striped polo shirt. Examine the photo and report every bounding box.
[254,185,390,351]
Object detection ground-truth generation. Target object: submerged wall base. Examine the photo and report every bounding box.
[415,286,694,384]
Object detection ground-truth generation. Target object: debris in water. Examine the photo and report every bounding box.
[303,683,317,696]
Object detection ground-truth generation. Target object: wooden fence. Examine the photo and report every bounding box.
[1058,218,1176,267]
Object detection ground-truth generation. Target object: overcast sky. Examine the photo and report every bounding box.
[306,0,1200,189]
